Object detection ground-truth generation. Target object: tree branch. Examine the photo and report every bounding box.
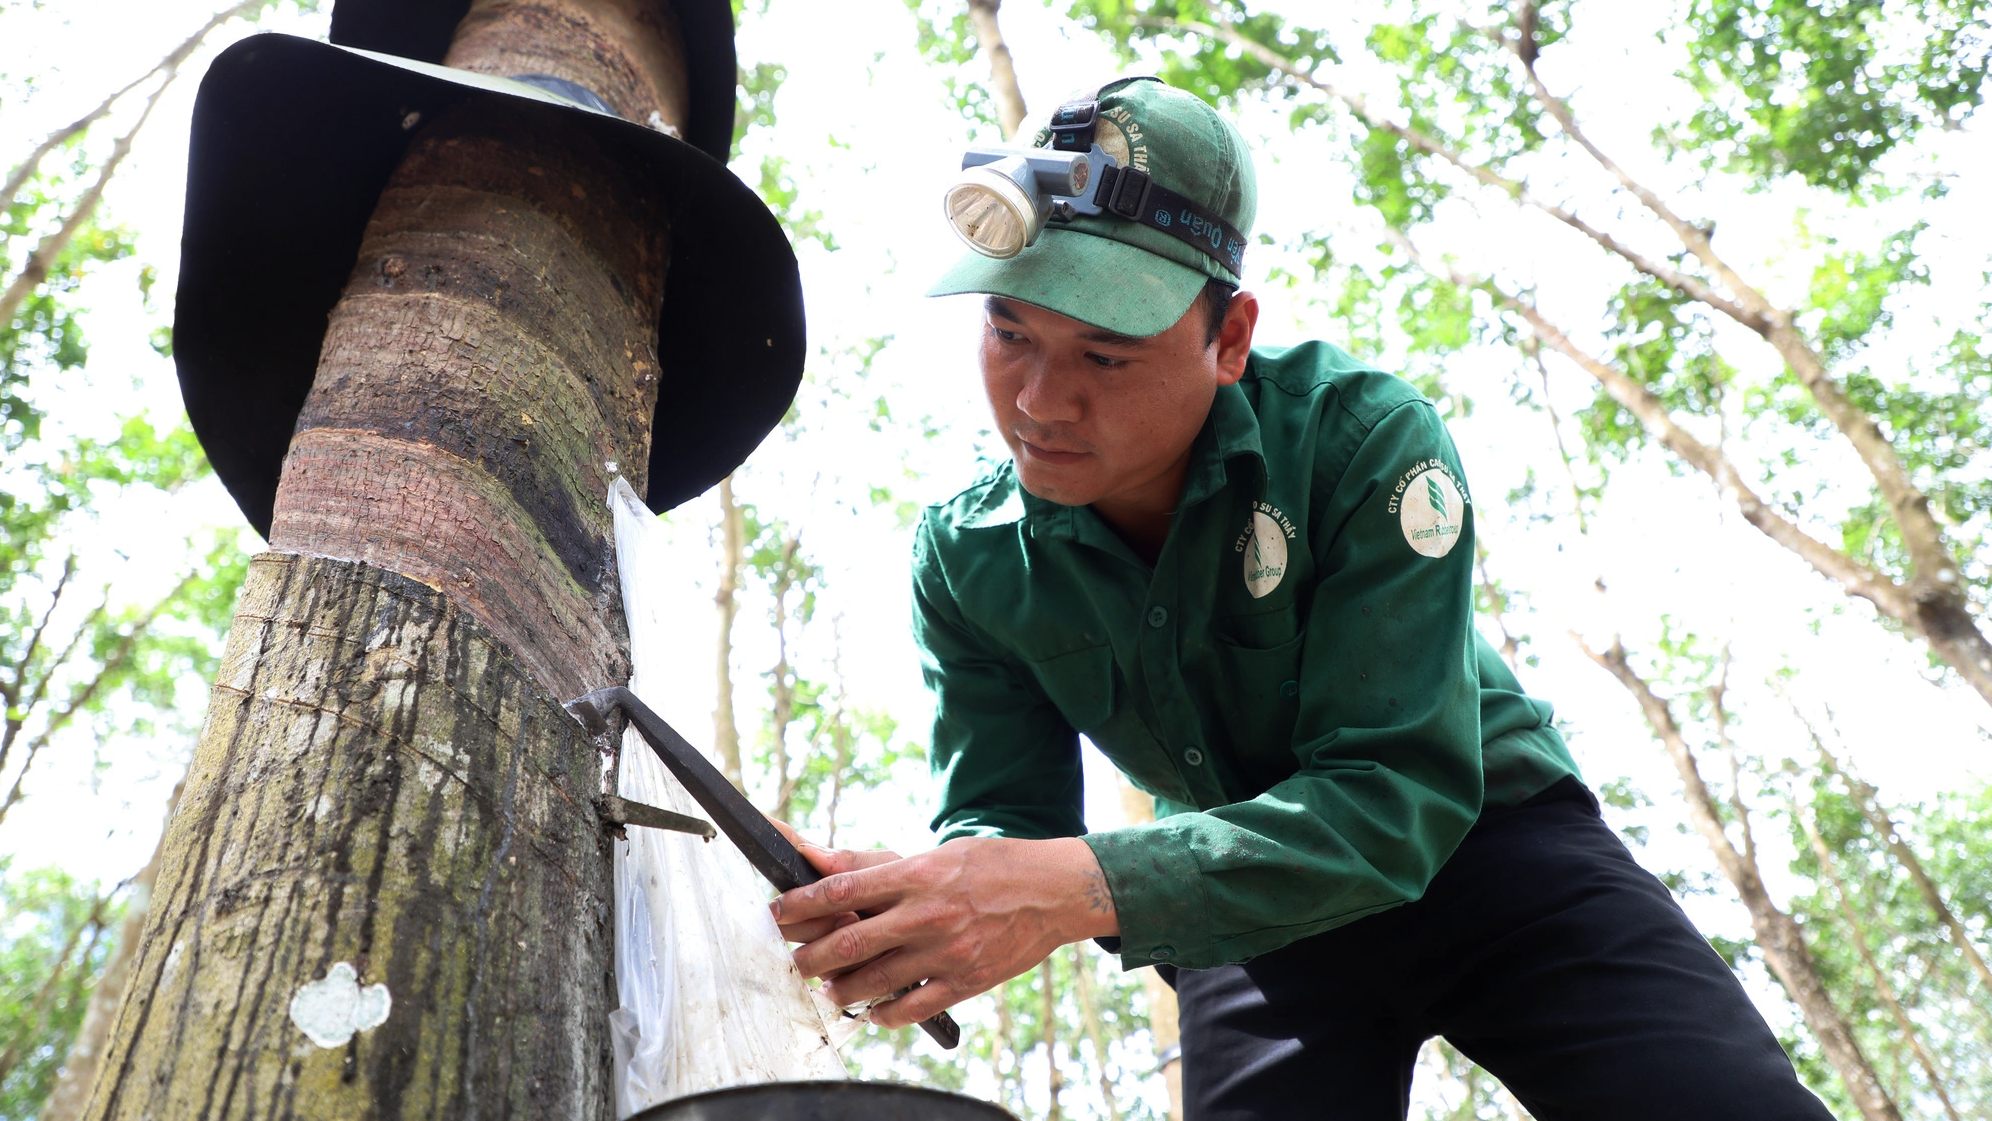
[1505,38,1967,602]
[1709,648,1756,869]
[0,71,170,329]
[0,0,263,213]
[0,580,107,788]
[1397,234,1913,619]
[0,891,110,1085]
[1178,12,1981,685]
[1797,800,1966,1121]
[1175,16,1765,328]
[3,554,77,710]
[1796,698,1992,1001]
[1573,632,1904,1121]
[0,572,193,830]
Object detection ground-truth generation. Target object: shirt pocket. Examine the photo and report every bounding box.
[1025,643,1115,733]
[1210,628,1307,785]
[1026,644,1192,805]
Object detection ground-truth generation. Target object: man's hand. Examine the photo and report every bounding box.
[768,831,1118,1029]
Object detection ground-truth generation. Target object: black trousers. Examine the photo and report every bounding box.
[1165,780,1835,1121]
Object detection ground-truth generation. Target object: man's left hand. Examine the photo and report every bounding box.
[770,835,1118,1029]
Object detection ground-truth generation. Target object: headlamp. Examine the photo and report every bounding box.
[940,91,1248,274]
[943,146,1111,259]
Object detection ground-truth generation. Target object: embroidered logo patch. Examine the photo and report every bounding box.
[1389,460,1466,558]
[1233,501,1296,598]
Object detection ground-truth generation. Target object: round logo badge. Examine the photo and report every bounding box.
[1400,468,1466,558]
[1243,511,1288,598]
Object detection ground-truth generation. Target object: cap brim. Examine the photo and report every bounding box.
[175,35,804,534]
[927,227,1207,338]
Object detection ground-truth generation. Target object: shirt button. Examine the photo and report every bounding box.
[1151,946,1175,962]
[1146,606,1169,628]
[1280,680,1299,698]
[1183,748,1204,766]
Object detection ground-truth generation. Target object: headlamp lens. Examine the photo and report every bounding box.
[944,161,1041,259]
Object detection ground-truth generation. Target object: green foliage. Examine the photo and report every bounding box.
[1806,224,1928,361]
[1675,0,1990,193]
[904,0,1001,134]
[1355,126,1446,231]
[0,861,122,1120]
[2,177,138,456]
[1781,773,1992,1116]
[1065,0,1333,104]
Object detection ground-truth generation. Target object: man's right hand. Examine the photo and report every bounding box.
[765,819,903,946]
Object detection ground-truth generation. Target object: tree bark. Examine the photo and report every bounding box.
[83,555,618,1120]
[86,1,692,1116]
[1579,637,1903,1121]
[713,474,746,790]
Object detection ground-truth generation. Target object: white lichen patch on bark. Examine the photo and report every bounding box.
[289,962,392,1048]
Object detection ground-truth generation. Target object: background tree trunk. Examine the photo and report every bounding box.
[713,474,746,789]
[84,0,693,1116]
[37,783,182,1121]
[1041,957,1063,1121]
[1117,782,1183,1121]
[1069,945,1125,1121]
[1799,806,1963,1121]
[965,0,1027,139]
[1582,638,1904,1121]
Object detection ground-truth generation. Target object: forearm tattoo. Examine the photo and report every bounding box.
[1084,868,1114,915]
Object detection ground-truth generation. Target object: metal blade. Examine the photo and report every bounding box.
[565,685,962,1051]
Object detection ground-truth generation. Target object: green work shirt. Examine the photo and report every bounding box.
[911,341,1581,971]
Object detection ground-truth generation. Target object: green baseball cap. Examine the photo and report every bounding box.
[929,76,1257,338]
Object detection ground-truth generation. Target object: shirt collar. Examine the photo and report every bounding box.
[957,471,1029,529]
[1179,378,1265,508]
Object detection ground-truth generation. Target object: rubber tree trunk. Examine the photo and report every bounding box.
[82,1,691,1117]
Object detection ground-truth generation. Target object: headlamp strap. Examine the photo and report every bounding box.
[1048,97,1100,152]
[1093,164,1247,276]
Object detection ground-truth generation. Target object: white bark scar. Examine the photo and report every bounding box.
[288,962,392,1048]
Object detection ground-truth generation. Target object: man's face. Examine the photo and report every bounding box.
[979,294,1251,524]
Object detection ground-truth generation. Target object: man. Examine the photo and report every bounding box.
[772,76,1834,1120]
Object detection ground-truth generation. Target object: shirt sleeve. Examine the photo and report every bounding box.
[1082,399,1486,969]
[913,517,1088,843]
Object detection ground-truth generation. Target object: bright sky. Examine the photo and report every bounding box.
[4,2,1990,1102]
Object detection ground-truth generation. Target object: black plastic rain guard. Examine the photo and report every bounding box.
[629,1080,1020,1121]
